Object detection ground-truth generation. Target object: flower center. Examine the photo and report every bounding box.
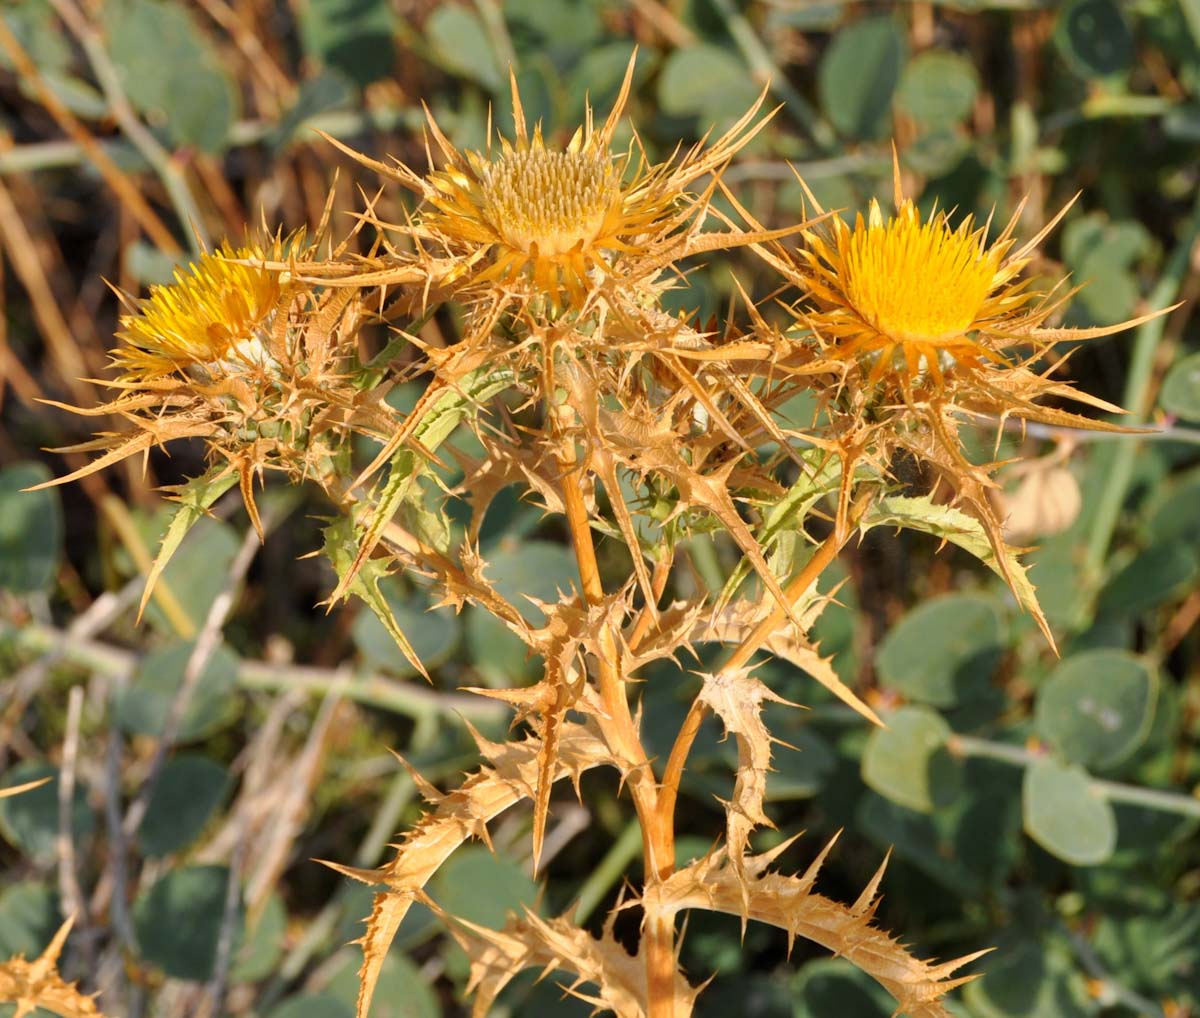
[477,147,618,257]
[842,211,998,345]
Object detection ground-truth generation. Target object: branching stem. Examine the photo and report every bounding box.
[658,489,874,847]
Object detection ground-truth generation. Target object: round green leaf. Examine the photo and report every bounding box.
[232,892,287,984]
[818,17,907,138]
[482,539,578,624]
[657,44,760,124]
[115,640,239,742]
[430,846,539,929]
[1160,351,1200,421]
[1035,651,1157,770]
[963,937,1094,1018]
[1096,542,1198,619]
[0,882,60,958]
[138,754,230,857]
[1023,757,1116,865]
[861,706,962,813]
[1055,0,1133,78]
[0,762,94,863]
[326,947,440,1018]
[1141,466,1200,547]
[895,52,978,127]
[267,995,353,1018]
[133,865,242,980]
[875,594,1004,707]
[901,127,969,177]
[161,63,237,153]
[426,6,502,93]
[141,515,240,635]
[298,0,398,88]
[0,463,62,594]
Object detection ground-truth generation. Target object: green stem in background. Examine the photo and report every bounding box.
[1082,193,1200,592]
[574,818,644,924]
[949,735,1200,819]
[706,0,836,151]
[1,621,509,728]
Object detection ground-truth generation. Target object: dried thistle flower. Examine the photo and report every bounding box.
[744,166,1170,636]
[30,237,377,535]
[311,56,781,318]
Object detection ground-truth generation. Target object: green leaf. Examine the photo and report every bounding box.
[138,754,230,857]
[430,845,540,928]
[141,514,241,635]
[266,997,353,1018]
[232,892,287,983]
[270,71,356,151]
[1035,651,1157,770]
[875,593,1005,708]
[323,513,425,678]
[1096,541,1198,619]
[861,706,962,814]
[140,465,239,620]
[482,539,578,624]
[426,6,503,94]
[104,0,238,151]
[1141,465,1200,547]
[326,947,441,1018]
[0,762,94,864]
[818,16,907,138]
[861,495,1041,620]
[115,640,240,742]
[1160,351,1200,421]
[0,463,62,594]
[895,52,978,127]
[1054,0,1134,78]
[657,44,760,125]
[793,958,894,1018]
[0,882,60,958]
[1023,757,1116,865]
[298,0,398,88]
[963,936,1095,1018]
[133,865,242,980]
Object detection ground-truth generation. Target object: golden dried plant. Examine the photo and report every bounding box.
[31,59,1164,1018]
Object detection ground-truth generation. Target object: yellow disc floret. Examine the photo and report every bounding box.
[475,145,620,258]
[798,198,1031,392]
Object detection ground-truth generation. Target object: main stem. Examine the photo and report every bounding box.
[555,419,678,1018]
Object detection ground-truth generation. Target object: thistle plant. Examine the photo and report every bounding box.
[27,61,1164,1018]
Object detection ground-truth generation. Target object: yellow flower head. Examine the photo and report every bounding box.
[113,242,284,382]
[797,196,1036,393]
[319,56,775,311]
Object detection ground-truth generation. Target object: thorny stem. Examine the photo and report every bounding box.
[658,489,875,846]
[552,405,678,1018]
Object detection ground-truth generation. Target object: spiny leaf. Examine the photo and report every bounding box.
[137,464,240,622]
[659,842,989,1018]
[323,514,426,679]
[861,494,1046,635]
[696,669,792,871]
[0,915,107,1018]
[328,722,618,1018]
[427,898,700,1018]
